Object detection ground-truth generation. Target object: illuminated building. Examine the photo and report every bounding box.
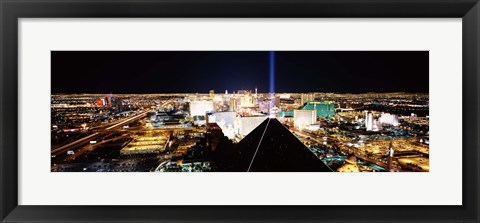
[213,94,223,103]
[236,115,268,137]
[189,101,214,117]
[95,99,104,107]
[120,131,169,155]
[293,110,316,129]
[237,89,249,95]
[279,94,290,99]
[254,87,259,104]
[114,98,124,113]
[229,98,237,111]
[104,97,110,106]
[206,111,215,123]
[209,111,236,139]
[372,119,381,131]
[379,113,399,126]
[305,124,320,131]
[387,141,394,172]
[301,101,335,118]
[193,115,206,126]
[277,110,294,118]
[365,111,374,131]
[300,93,315,105]
[274,96,280,107]
[240,94,254,107]
[209,90,215,100]
[105,93,114,107]
[277,101,334,119]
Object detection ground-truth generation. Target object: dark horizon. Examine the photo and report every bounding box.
[51,51,429,94]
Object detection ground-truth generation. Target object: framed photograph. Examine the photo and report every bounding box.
[1,0,479,222]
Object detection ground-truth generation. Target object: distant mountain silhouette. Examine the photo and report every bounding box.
[213,118,333,172]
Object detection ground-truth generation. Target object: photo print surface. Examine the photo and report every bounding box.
[51,51,429,172]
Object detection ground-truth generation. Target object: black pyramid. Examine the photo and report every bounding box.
[217,118,332,172]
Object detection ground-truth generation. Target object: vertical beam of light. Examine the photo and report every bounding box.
[269,51,275,95]
[268,51,276,117]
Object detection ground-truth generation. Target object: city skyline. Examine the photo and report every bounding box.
[51,92,429,172]
[51,51,429,172]
[52,51,429,94]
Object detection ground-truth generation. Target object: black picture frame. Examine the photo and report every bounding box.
[1,0,479,222]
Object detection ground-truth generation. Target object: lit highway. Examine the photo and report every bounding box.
[51,110,150,157]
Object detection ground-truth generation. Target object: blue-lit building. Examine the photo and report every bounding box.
[277,101,335,119]
[302,101,335,118]
[277,110,294,117]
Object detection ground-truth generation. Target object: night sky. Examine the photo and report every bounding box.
[51,51,428,94]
